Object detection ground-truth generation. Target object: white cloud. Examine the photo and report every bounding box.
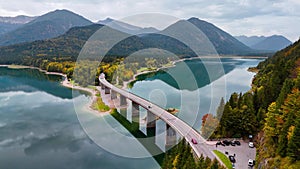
[0,0,298,41]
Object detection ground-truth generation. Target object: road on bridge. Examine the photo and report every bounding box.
[99,74,215,160]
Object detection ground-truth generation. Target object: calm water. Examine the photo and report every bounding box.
[0,58,263,169]
[128,58,265,130]
[0,67,159,169]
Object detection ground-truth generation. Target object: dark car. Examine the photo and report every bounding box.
[234,140,241,146]
[216,141,225,146]
[229,155,236,163]
[191,138,198,144]
[222,140,230,146]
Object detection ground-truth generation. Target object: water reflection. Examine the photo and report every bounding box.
[0,68,160,169]
[0,67,78,99]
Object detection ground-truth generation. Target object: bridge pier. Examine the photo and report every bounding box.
[132,101,140,123]
[111,90,117,100]
[101,82,105,90]
[105,86,110,94]
[119,108,127,118]
[165,124,177,150]
[146,111,156,138]
[146,111,156,129]
[120,95,127,106]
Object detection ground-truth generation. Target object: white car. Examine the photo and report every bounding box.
[248,159,254,166]
[249,142,254,148]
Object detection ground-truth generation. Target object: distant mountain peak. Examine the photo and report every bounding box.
[236,34,292,51]
[186,17,253,55]
[0,15,36,24]
[97,17,159,35]
[0,9,93,46]
[30,9,92,24]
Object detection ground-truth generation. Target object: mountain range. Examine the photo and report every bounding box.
[0,9,293,65]
[235,35,292,51]
[0,9,93,46]
[98,18,159,35]
[0,15,36,36]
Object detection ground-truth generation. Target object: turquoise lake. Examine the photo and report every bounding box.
[0,57,264,169]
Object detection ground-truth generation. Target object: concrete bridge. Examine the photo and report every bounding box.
[98,73,214,159]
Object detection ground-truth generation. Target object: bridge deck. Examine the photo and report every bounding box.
[99,74,215,159]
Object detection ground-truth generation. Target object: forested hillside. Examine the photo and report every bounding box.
[212,39,300,168]
[162,140,225,169]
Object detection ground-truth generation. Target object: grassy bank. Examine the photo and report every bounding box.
[91,92,110,112]
[213,150,232,169]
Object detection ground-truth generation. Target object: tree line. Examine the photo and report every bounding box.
[209,39,300,168]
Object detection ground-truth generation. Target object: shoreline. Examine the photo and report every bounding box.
[122,55,266,89]
[1,64,111,116]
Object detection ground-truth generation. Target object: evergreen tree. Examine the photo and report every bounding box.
[210,159,220,169]
[287,118,300,161]
[264,102,280,142]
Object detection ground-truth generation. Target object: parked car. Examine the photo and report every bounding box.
[249,142,254,148]
[232,163,235,169]
[248,159,255,167]
[234,140,241,146]
[222,140,230,146]
[230,141,236,146]
[229,155,236,163]
[216,141,225,146]
[191,138,198,144]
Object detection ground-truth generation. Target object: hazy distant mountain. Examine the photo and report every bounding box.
[187,17,253,55]
[236,35,292,51]
[97,17,159,35]
[0,9,93,46]
[0,15,36,36]
[0,16,268,65]
[235,35,267,47]
[251,35,292,51]
[0,15,36,24]
[0,23,21,36]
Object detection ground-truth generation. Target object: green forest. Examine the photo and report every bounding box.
[162,140,225,169]
[207,39,300,168]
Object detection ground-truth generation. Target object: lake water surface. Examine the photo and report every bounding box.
[0,57,264,169]
[0,67,159,169]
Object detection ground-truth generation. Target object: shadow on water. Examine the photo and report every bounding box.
[110,110,165,165]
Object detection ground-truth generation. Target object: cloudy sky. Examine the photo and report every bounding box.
[0,0,299,41]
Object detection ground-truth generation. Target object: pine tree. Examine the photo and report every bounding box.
[264,102,280,142]
[210,159,219,169]
[287,118,300,161]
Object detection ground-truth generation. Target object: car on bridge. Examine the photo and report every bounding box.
[191,138,198,144]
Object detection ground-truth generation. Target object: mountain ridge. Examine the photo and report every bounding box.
[187,17,254,55]
[0,15,36,24]
[0,9,93,46]
[251,35,292,51]
[97,17,159,35]
[235,35,292,51]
